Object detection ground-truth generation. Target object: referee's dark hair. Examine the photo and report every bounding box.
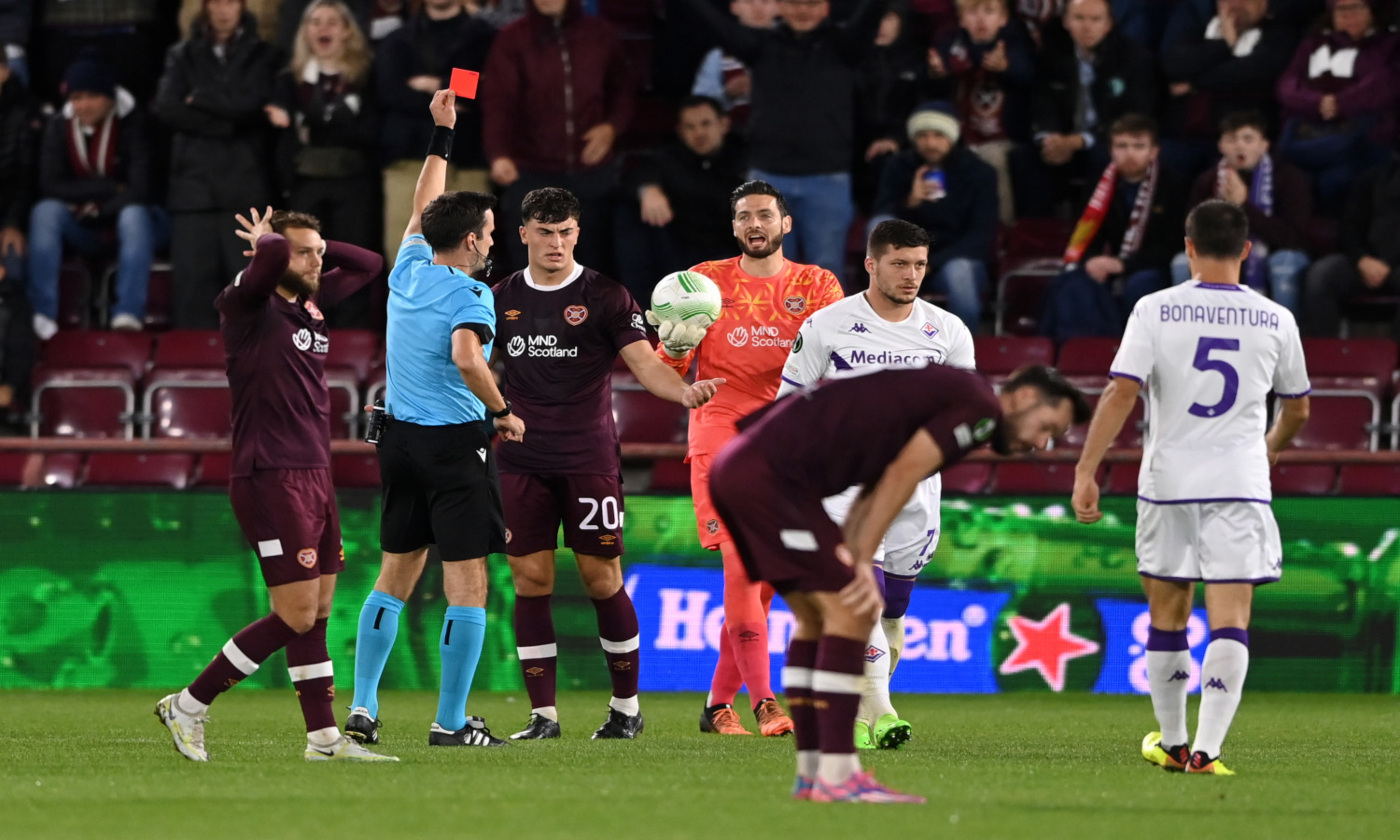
[521,187,582,225]
[867,219,931,259]
[730,180,790,219]
[1185,199,1250,261]
[421,190,495,254]
[1004,365,1093,425]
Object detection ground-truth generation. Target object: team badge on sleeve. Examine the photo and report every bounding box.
[564,305,589,325]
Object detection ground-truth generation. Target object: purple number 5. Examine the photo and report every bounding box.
[1188,337,1240,418]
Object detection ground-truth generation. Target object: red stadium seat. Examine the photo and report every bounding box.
[29,368,137,438]
[995,259,1057,336]
[613,387,688,444]
[332,452,381,488]
[0,452,40,486]
[195,453,233,487]
[649,458,691,493]
[40,331,153,379]
[942,462,992,494]
[1337,464,1400,495]
[143,263,174,331]
[326,329,379,383]
[144,370,232,439]
[992,461,1078,494]
[1105,461,1139,496]
[57,259,93,330]
[152,330,225,369]
[84,452,195,489]
[1301,338,1396,398]
[1058,390,1147,449]
[365,364,387,407]
[1269,464,1336,495]
[1056,337,1122,391]
[1001,218,1073,259]
[1286,395,1376,451]
[974,336,1054,377]
[40,452,84,488]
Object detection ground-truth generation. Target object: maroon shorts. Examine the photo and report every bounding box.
[500,472,625,558]
[708,441,853,594]
[229,468,345,587]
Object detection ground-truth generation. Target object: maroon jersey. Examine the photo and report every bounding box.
[493,265,648,474]
[734,365,1003,497]
[216,234,382,477]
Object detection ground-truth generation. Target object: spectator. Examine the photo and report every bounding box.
[180,0,282,43]
[1014,0,1156,217]
[268,0,379,326]
[928,0,1035,222]
[1040,114,1186,343]
[0,0,32,87]
[275,0,377,53]
[853,8,929,213]
[1276,0,1400,214]
[32,0,177,104]
[477,0,529,30]
[1171,110,1311,316]
[155,0,280,329]
[679,0,888,290]
[692,0,779,129]
[1300,151,1400,340]
[0,48,36,428]
[1159,0,1300,179]
[482,0,635,276]
[616,95,749,302]
[376,0,494,261]
[29,50,168,338]
[1013,0,1064,43]
[870,101,998,331]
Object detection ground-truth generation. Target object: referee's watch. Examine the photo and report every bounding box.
[489,401,513,419]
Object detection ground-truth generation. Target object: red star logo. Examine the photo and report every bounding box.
[998,603,1100,692]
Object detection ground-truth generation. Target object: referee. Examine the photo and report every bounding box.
[346,90,525,749]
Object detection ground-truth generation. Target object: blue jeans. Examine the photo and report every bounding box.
[27,199,170,321]
[927,258,988,332]
[1041,266,1166,343]
[1170,249,1309,315]
[749,169,854,289]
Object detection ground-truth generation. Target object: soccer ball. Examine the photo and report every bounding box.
[649,271,722,326]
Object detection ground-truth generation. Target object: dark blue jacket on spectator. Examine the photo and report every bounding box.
[872,145,998,271]
[1030,26,1156,148]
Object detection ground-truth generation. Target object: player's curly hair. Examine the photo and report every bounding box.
[867,219,931,258]
[521,188,582,225]
[1004,365,1093,425]
[730,180,790,219]
[269,210,321,235]
[421,191,495,254]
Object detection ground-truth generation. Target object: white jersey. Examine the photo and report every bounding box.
[777,293,976,397]
[1111,280,1310,503]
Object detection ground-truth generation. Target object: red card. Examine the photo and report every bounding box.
[450,68,479,99]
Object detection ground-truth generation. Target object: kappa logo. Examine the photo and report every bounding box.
[507,336,526,357]
[296,548,317,569]
[293,328,313,351]
[784,295,806,314]
[477,448,487,462]
[705,519,720,535]
[303,299,324,320]
[1167,670,1190,682]
[849,323,869,334]
[864,646,886,663]
[564,305,588,325]
[505,309,521,321]
[1204,677,1228,692]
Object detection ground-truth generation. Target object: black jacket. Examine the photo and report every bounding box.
[1030,28,1156,148]
[1076,163,1188,276]
[0,74,36,232]
[679,0,887,175]
[1161,16,1299,137]
[38,91,156,218]
[871,146,999,271]
[154,13,280,213]
[629,134,749,256]
[1341,156,1400,267]
[375,10,494,166]
[271,64,379,191]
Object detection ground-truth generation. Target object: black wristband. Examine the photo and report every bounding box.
[489,400,512,420]
[427,125,454,160]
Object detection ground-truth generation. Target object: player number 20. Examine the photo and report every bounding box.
[1188,336,1240,419]
[578,496,623,530]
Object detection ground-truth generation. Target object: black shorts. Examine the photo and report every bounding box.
[377,418,506,561]
[500,472,625,558]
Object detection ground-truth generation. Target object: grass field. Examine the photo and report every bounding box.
[2,690,1396,840]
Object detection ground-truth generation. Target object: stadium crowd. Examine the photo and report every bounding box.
[2,0,1400,430]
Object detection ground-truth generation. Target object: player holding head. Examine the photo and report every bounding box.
[1073,199,1311,775]
[346,90,525,750]
[713,364,1090,801]
[650,180,845,736]
[155,208,395,762]
[496,187,723,740]
[778,219,976,750]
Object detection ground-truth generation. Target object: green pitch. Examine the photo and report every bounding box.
[2,691,1395,840]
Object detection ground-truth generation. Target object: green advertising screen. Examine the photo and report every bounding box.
[0,491,1396,695]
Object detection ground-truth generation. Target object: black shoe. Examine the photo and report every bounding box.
[592,707,644,740]
[428,716,508,747]
[345,707,381,745]
[510,713,561,740]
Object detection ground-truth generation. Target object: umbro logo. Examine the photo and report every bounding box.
[1167,670,1190,682]
[477,448,487,462]
[849,323,869,333]
[1204,677,1228,692]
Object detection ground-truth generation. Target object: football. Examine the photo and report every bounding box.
[649,271,722,325]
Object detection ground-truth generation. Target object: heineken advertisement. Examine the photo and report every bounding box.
[1,492,1397,694]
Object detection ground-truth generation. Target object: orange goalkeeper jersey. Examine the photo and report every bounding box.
[657,256,844,458]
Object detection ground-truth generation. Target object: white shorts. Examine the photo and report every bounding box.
[822,474,942,579]
[1135,499,1282,584]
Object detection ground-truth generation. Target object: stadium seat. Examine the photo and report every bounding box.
[143,370,232,439]
[29,368,137,438]
[613,386,688,444]
[649,458,691,493]
[40,331,153,379]
[974,336,1054,378]
[326,329,379,383]
[1336,464,1400,495]
[84,452,195,489]
[57,259,93,330]
[992,461,1078,494]
[1301,338,1396,398]
[1001,218,1074,259]
[332,452,381,488]
[1105,461,1139,496]
[0,452,40,486]
[39,452,84,488]
[994,259,1057,336]
[1057,390,1147,449]
[143,263,174,331]
[942,462,992,494]
[1270,464,1336,496]
[365,364,387,408]
[195,453,232,487]
[1286,395,1376,451]
[152,330,226,369]
[1056,337,1122,391]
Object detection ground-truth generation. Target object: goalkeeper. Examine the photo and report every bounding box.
[650,181,844,737]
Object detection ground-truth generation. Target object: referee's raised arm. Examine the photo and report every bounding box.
[404,89,458,243]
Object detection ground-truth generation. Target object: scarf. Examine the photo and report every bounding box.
[64,112,119,218]
[1064,159,1158,266]
[1216,153,1273,290]
[1205,16,1263,57]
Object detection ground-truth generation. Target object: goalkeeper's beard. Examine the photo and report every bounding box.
[738,230,784,260]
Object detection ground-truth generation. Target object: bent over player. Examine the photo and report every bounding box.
[777,219,975,750]
[156,208,395,762]
[712,364,1090,802]
[652,180,844,736]
[497,187,723,741]
[1073,199,1310,775]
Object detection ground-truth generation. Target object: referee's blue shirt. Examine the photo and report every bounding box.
[384,236,496,425]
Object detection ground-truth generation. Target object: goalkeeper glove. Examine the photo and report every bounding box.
[646,310,712,358]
